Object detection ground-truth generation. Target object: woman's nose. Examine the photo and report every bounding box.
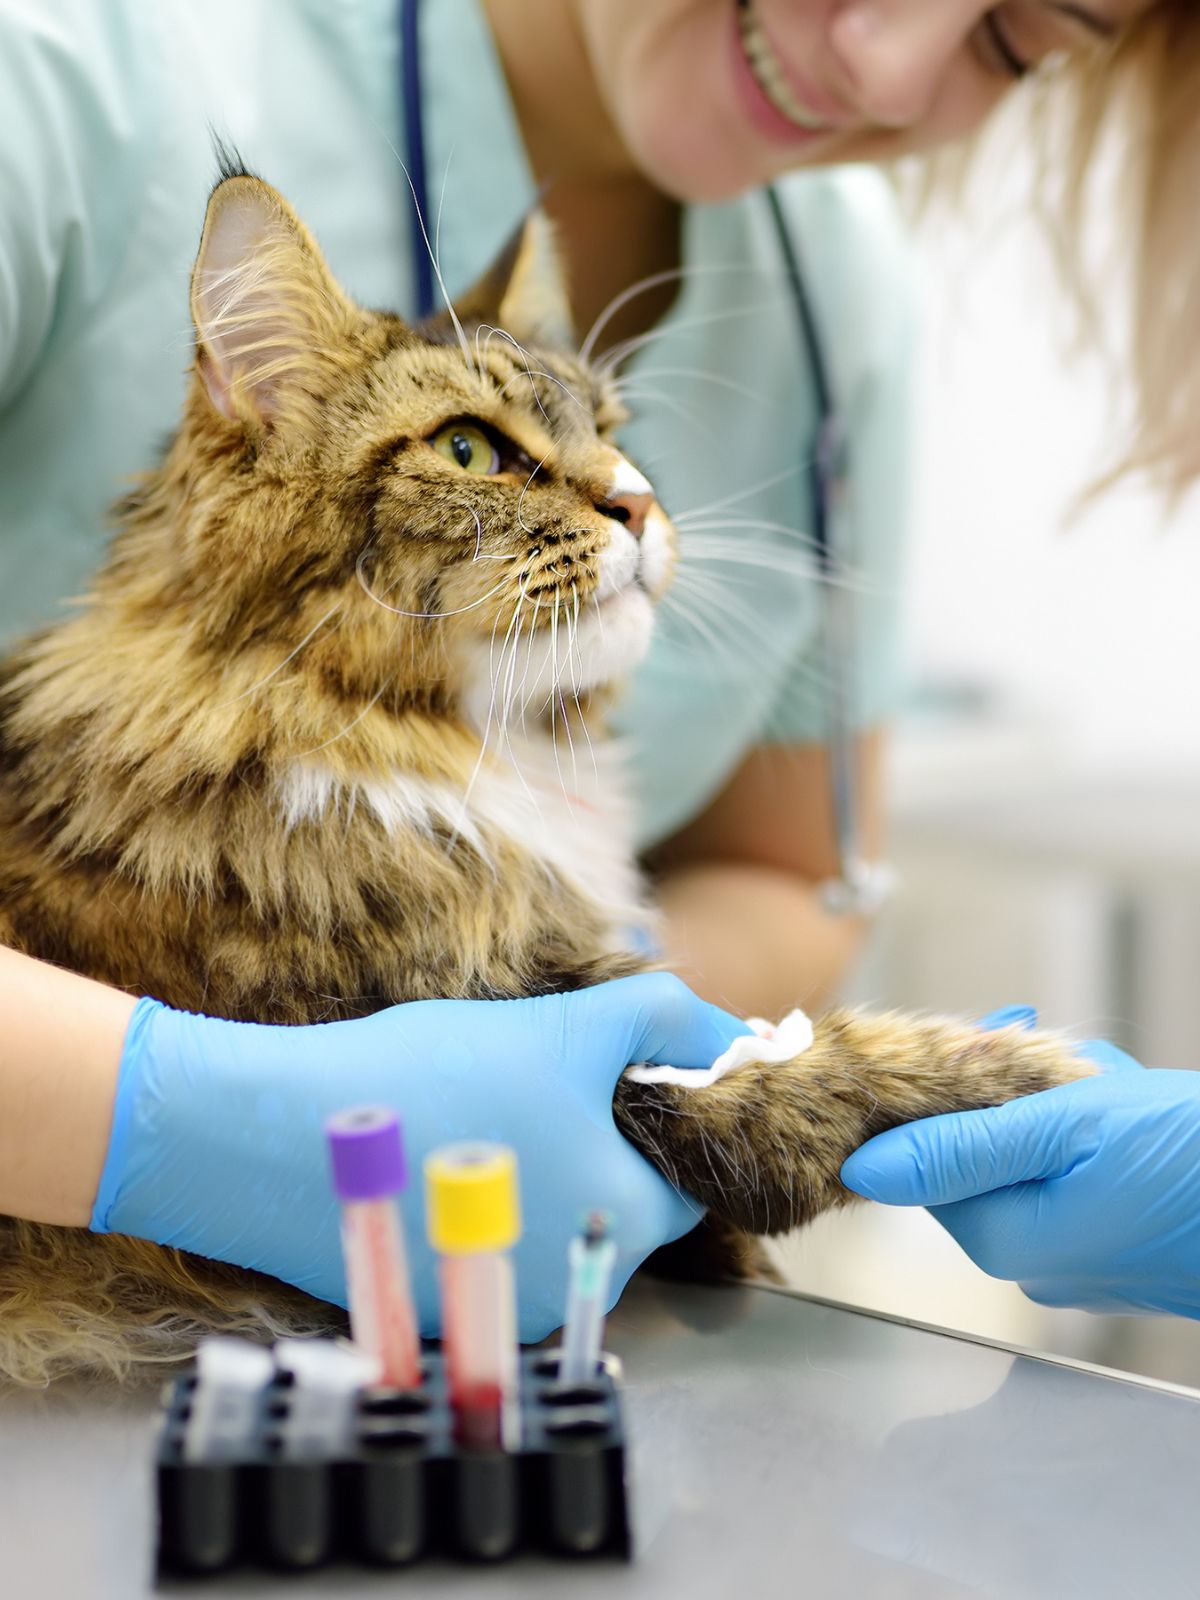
[830,0,968,127]
[598,489,654,540]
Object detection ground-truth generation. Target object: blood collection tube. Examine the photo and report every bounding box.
[560,1212,617,1386]
[273,1338,381,1459]
[183,1336,275,1463]
[327,1106,422,1390]
[425,1143,521,1451]
[264,1340,380,1570]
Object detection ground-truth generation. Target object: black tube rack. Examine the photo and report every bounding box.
[156,1348,631,1575]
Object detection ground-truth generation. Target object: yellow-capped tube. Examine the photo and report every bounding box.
[426,1143,521,1450]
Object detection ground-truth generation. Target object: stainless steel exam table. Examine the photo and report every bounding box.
[3,1275,1197,1599]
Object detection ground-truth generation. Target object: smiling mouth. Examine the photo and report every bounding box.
[736,0,834,133]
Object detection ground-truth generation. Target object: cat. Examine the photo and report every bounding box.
[0,161,1091,1385]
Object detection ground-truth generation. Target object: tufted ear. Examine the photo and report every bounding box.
[448,210,576,350]
[190,173,357,433]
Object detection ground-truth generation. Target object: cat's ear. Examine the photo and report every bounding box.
[450,211,576,349]
[190,174,357,432]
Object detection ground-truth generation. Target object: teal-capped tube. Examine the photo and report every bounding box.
[560,1212,617,1386]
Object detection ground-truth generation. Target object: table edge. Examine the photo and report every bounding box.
[730,1278,1200,1402]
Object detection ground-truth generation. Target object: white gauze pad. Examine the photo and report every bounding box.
[625,1008,814,1090]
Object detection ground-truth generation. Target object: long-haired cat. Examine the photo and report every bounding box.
[0,164,1091,1385]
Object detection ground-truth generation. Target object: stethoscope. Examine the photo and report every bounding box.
[398,0,892,918]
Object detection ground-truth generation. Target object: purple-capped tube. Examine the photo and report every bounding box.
[326,1106,421,1390]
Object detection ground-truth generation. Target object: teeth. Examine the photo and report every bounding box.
[737,0,830,132]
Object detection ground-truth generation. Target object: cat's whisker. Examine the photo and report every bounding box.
[663,588,764,652]
[652,601,748,672]
[487,588,548,830]
[560,687,580,802]
[564,585,581,702]
[657,585,847,694]
[499,735,548,836]
[672,462,811,523]
[611,363,767,407]
[398,154,476,376]
[356,552,509,620]
[660,553,765,617]
[568,588,600,784]
[505,585,538,731]
[484,593,510,713]
[546,599,563,784]
[461,584,545,837]
[473,320,499,373]
[550,588,571,709]
[496,365,587,418]
[661,569,765,636]
[476,323,539,388]
[362,106,475,373]
[213,601,342,708]
[680,518,853,563]
[293,681,390,760]
[579,265,693,365]
[680,534,873,595]
[456,503,524,565]
[474,323,588,441]
[464,505,523,563]
[679,516,827,545]
[546,594,582,804]
[516,596,541,738]
[678,529,826,571]
[499,595,528,740]
[653,598,753,677]
[592,591,608,651]
[433,150,454,311]
[515,452,554,542]
[478,326,590,420]
[449,596,528,855]
[467,503,484,562]
[605,382,711,437]
[578,261,756,364]
[594,299,780,379]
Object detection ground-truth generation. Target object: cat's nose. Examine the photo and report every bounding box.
[597,489,654,540]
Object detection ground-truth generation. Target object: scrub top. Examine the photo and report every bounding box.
[0,0,915,850]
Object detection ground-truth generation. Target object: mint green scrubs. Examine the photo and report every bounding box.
[0,0,915,849]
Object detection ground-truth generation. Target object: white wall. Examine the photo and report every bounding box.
[905,178,1200,780]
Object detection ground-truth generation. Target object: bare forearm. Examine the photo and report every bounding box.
[0,945,134,1226]
[654,861,866,1018]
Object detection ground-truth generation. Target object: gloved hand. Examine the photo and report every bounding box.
[840,1009,1200,1318]
[90,974,750,1340]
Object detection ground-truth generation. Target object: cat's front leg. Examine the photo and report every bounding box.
[613,1009,1095,1235]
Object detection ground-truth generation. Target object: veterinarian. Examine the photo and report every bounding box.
[2,0,1197,1338]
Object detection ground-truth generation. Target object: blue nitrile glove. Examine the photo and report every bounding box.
[841,1008,1200,1318]
[90,974,751,1340]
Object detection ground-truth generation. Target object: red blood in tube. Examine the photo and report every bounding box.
[451,1380,504,1450]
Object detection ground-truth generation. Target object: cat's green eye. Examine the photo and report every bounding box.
[430,422,499,476]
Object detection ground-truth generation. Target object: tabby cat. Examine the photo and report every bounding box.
[0,165,1091,1384]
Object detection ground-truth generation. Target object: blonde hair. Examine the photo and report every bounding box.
[1048,2,1200,499]
[926,2,1200,501]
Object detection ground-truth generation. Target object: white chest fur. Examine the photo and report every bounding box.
[468,730,649,943]
[277,732,651,951]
